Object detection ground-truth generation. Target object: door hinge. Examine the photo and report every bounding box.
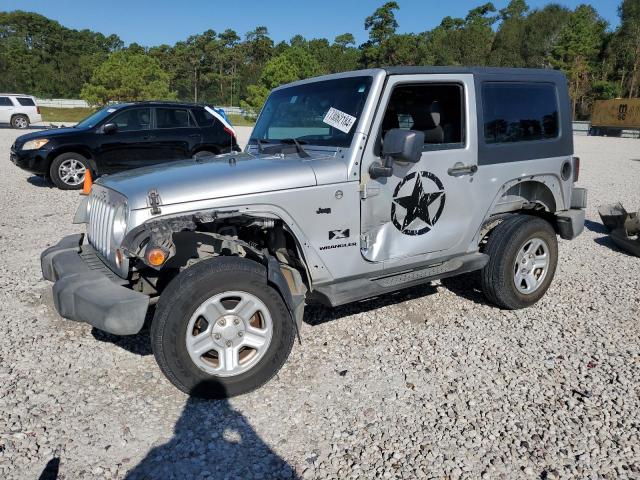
[360,183,380,199]
[360,234,372,250]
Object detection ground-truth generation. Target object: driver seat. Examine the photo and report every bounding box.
[411,102,444,144]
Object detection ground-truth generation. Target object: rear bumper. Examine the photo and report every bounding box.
[41,234,149,335]
[555,208,585,240]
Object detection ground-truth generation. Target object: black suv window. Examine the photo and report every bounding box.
[483,82,559,144]
[0,97,13,106]
[110,108,151,131]
[17,97,35,106]
[380,83,465,150]
[156,108,192,128]
[191,108,215,126]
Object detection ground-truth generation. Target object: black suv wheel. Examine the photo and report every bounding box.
[49,153,90,190]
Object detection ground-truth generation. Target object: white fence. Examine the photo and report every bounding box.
[36,98,90,108]
[36,98,257,117]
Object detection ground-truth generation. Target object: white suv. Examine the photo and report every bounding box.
[0,94,42,128]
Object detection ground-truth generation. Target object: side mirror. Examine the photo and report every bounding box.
[383,129,425,163]
[103,123,117,134]
[370,129,425,179]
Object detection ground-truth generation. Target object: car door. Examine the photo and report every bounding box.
[0,96,14,123]
[360,74,482,264]
[94,107,155,172]
[151,107,202,161]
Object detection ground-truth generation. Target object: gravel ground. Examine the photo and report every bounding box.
[0,128,638,480]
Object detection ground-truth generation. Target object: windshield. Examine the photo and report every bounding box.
[75,106,120,129]
[250,76,373,148]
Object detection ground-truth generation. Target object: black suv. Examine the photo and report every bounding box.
[10,101,240,189]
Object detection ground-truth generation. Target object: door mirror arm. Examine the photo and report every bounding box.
[102,123,117,134]
[369,155,394,179]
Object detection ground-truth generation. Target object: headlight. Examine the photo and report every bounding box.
[22,139,49,150]
[112,204,129,245]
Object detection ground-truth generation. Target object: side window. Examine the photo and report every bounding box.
[17,97,36,106]
[156,108,192,128]
[191,108,215,126]
[483,82,559,144]
[380,84,464,150]
[0,97,14,106]
[110,108,151,131]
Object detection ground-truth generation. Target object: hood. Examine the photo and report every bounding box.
[15,126,88,144]
[98,151,329,209]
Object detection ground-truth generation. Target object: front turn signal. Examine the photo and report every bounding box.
[146,248,167,267]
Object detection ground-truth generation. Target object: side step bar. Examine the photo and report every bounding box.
[310,252,488,307]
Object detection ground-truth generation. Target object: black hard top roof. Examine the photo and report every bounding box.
[384,66,566,78]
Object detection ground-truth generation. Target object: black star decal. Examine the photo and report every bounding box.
[391,172,446,235]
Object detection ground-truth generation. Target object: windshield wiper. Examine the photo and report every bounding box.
[279,138,310,158]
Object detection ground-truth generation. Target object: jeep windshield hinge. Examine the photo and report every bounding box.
[147,189,162,215]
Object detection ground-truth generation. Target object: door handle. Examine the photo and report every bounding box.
[142,135,156,140]
[188,133,200,138]
[447,163,478,176]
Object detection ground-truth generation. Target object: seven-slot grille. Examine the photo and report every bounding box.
[87,193,116,257]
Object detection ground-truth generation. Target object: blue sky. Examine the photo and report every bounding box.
[2,0,621,46]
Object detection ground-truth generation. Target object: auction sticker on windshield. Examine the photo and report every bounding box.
[323,107,357,134]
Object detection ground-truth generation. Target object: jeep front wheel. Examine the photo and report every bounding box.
[151,257,295,398]
[480,215,558,309]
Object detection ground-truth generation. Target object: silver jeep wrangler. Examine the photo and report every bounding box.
[41,67,586,398]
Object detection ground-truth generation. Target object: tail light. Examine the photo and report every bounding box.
[572,156,580,182]
[36,106,41,114]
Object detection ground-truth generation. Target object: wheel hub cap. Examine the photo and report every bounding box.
[185,291,273,377]
[513,237,549,294]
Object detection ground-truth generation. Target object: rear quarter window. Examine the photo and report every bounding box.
[17,97,36,107]
[482,82,559,144]
[191,108,215,126]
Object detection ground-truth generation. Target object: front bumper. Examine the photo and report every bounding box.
[41,234,149,335]
[10,146,50,175]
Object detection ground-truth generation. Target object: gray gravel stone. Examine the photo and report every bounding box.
[0,130,639,479]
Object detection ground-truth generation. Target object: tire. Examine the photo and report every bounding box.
[151,256,295,399]
[480,215,558,310]
[11,114,29,129]
[49,153,90,190]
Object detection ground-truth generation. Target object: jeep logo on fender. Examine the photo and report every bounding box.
[391,171,445,236]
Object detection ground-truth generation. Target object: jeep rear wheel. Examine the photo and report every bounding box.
[151,257,295,398]
[480,215,558,309]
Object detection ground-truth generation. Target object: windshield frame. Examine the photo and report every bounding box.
[249,75,374,150]
[74,105,123,129]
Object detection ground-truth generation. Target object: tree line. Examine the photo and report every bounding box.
[1,1,639,119]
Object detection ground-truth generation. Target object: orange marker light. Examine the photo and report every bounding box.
[146,248,167,266]
[81,170,93,195]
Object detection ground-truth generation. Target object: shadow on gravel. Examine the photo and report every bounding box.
[439,272,492,307]
[593,234,627,254]
[304,282,438,326]
[27,175,54,188]
[584,219,608,234]
[37,457,60,480]
[125,381,298,480]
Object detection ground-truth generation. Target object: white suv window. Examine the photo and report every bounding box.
[16,97,36,107]
[0,97,13,106]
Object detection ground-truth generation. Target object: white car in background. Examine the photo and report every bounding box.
[0,94,42,128]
